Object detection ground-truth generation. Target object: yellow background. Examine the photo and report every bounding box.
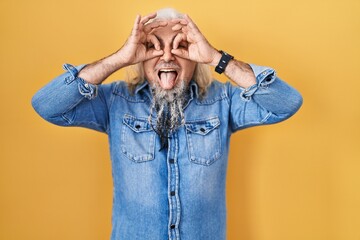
[1,0,359,239]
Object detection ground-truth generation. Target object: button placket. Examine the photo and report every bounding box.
[167,133,181,239]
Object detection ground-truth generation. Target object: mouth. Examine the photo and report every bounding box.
[157,68,179,90]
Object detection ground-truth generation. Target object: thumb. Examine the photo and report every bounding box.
[171,49,189,59]
[145,49,164,60]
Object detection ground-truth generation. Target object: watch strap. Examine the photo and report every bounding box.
[215,50,234,74]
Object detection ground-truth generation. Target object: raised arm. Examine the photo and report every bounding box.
[32,13,168,132]
[78,13,167,84]
[170,14,302,130]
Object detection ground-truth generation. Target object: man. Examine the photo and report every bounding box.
[32,8,302,240]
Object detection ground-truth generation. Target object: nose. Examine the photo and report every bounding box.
[161,45,175,62]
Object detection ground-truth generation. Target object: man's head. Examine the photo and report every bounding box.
[143,22,196,90]
[126,8,212,96]
[143,9,196,91]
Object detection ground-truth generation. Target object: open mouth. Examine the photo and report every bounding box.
[157,69,179,89]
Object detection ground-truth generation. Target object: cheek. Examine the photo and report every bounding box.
[177,60,196,79]
[143,62,156,78]
[183,64,196,79]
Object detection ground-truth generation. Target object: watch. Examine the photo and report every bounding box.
[215,50,234,74]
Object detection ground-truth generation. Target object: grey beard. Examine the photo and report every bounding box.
[148,80,189,150]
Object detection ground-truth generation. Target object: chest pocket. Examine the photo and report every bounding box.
[185,117,221,166]
[121,114,155,162]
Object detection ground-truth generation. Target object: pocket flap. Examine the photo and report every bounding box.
[123,115,152,133]
[185,117,220,135]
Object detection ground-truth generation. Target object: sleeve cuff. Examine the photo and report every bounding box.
[240,64,276,100]
[62,63,98,100]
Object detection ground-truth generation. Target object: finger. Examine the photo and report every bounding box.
[147,34,161,50]
[182,16,204,42]
[171,24,183,31]
[180,26,189,35]
[140,12,157,25]
[171,48,189,59]
[173,33,186,49]
[131,15,141,36]
[184,14,200,32]
[170,18,188,25]
[143,21,168,33]
[145,49,164,60]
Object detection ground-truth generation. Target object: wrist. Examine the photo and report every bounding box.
[209,50,222,67]
[77,51,125,85]
[113,49,132,69]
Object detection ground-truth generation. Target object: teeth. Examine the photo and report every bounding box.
[160,69,176,72]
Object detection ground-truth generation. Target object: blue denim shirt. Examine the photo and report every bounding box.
[32,63,302,240]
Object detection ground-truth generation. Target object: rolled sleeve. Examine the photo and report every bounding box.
[228,64,303,132]
[240,64,276,100]
[63,63,98,100]
[32,63,112,132]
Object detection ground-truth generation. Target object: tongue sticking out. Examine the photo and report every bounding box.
[159,72,177,89]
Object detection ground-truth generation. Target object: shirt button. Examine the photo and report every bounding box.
[170,225,175,229]
[169,159,175,164]
[170,191,175,196]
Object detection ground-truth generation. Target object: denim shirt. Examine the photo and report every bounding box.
[32,63,302,240]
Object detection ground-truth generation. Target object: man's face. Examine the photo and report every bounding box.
[143,22,196,90]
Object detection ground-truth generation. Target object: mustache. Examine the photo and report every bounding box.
[154,62,181,71]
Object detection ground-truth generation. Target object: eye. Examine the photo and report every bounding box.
[178,41,188,49]
[146,42,155,49]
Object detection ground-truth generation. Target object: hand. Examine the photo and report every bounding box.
[170,15,220,66]
[117,13,168,66]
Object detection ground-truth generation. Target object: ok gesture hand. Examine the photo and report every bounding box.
[170,15,220,66]
[118,13,168,65]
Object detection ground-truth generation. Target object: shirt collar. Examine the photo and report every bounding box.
[134,80,150,94]
[133,79,200,101]
[133,80,152,101]
[189,80,200,100]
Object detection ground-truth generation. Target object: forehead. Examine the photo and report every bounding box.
[150,22,181,41]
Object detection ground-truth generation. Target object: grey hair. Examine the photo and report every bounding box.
[149,8,184,21]
[125,8,213,98]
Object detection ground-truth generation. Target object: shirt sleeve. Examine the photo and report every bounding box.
[227,64,303,132]
[31,63,115,133]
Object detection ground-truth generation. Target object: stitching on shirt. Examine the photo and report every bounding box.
[195,82,227,105]
[260,112,272,123]
[113,82,147,103]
